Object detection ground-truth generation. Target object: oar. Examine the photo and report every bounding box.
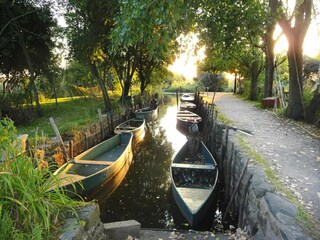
[49,117,69,161]
[229,126,254,136]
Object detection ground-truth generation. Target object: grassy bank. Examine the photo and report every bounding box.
[15,93,127,140]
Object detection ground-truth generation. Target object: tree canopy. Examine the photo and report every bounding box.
[0,0,319,123]
[0,0,56,117]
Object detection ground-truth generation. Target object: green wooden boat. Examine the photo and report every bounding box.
[176,110,202,135]
[53,132,133,197]
[114,118,145,143]
[170,141,218,228]
[179,102,197,112]
[180,93,195,103]
[134,106,159,123]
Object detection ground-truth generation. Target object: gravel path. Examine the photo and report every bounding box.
[211,92,320,222]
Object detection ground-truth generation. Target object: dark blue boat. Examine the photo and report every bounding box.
[170,141,218,228]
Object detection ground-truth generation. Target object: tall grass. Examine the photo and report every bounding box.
[0,118,87,239]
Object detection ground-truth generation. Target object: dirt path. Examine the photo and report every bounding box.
[210,92,320,222]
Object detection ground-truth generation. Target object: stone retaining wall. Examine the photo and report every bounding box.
[59,203,141,240]
[212,126,311,240]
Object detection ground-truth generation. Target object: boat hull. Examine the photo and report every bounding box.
[179,102,197,112]
[170,141,218,228]
[180,93,195,103]
[114,118,145,143]
[53,133,133,197]
[176,110,202,135]
[134,106,159,122]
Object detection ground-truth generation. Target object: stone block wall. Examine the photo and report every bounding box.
[217,132,311,240]
[198,100,312,239]
[59,203,141,240]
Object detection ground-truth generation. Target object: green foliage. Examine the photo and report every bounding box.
[108,0,189,97]
[0,118,86,239]
[0,1,56,75]
[65,62,91,87]
[197,0,267,73]
[197,72,227,91]
[164,73,197,93]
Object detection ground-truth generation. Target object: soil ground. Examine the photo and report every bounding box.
[209,92,320,223]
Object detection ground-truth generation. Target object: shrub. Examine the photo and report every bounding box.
[0,118,87,239]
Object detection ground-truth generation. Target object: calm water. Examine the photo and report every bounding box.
[88,99,219,230]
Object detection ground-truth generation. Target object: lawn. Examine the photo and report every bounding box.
[16,95,113,139]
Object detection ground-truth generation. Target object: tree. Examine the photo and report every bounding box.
[275,0,313,119]
[197,0,266,99]
[109,0,187,98]
[0,0,56,116]
[64,0,117,112]
[198,72,224,91]
[262,0,279,98]
[303,57,320,124]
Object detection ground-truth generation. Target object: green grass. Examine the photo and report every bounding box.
[15,94,124,141]
[214,107,234,125]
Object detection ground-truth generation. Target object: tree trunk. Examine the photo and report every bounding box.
[89,63,112,112]
[305,93,320,124]
[123,79,130,99]
[264,31,275,97]
[277,0,312,120]
[249,60,260,100]
[285,36,305,120]
[19,35,42,116]
[263,0,278,98]
[139,74,147,95]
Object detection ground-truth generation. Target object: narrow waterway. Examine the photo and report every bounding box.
[88,98,220,230]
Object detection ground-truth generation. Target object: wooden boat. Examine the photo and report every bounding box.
[180,93,195,103]
[176,110,202,135]
[179,102,197,112]
[170,141,218,228]
[53,132,133,197]
[134,105,159,123]
[114,118,145,143]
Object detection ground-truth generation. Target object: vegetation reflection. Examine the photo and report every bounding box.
[97,124,174,228]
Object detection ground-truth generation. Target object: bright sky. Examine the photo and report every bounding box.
[168,33,205,80]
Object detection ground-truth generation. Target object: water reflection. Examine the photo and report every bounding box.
[97,123,174,228]
[158,105,187,153]
[91,99,218,230]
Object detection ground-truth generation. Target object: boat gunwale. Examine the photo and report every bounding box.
[53,133,133,190]
[170,141,219,228]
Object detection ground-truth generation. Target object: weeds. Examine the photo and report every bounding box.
[0,118,87,239]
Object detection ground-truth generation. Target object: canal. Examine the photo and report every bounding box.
[88,97,221,230]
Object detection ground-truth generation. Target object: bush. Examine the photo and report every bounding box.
[0,118,87,239]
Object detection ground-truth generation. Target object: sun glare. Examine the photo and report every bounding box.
[168,33,206,80]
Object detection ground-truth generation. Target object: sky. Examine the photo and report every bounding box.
[168,34,205,81]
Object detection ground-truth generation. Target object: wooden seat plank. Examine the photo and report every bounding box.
[74,159,114,165]
[171,163,215,170]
